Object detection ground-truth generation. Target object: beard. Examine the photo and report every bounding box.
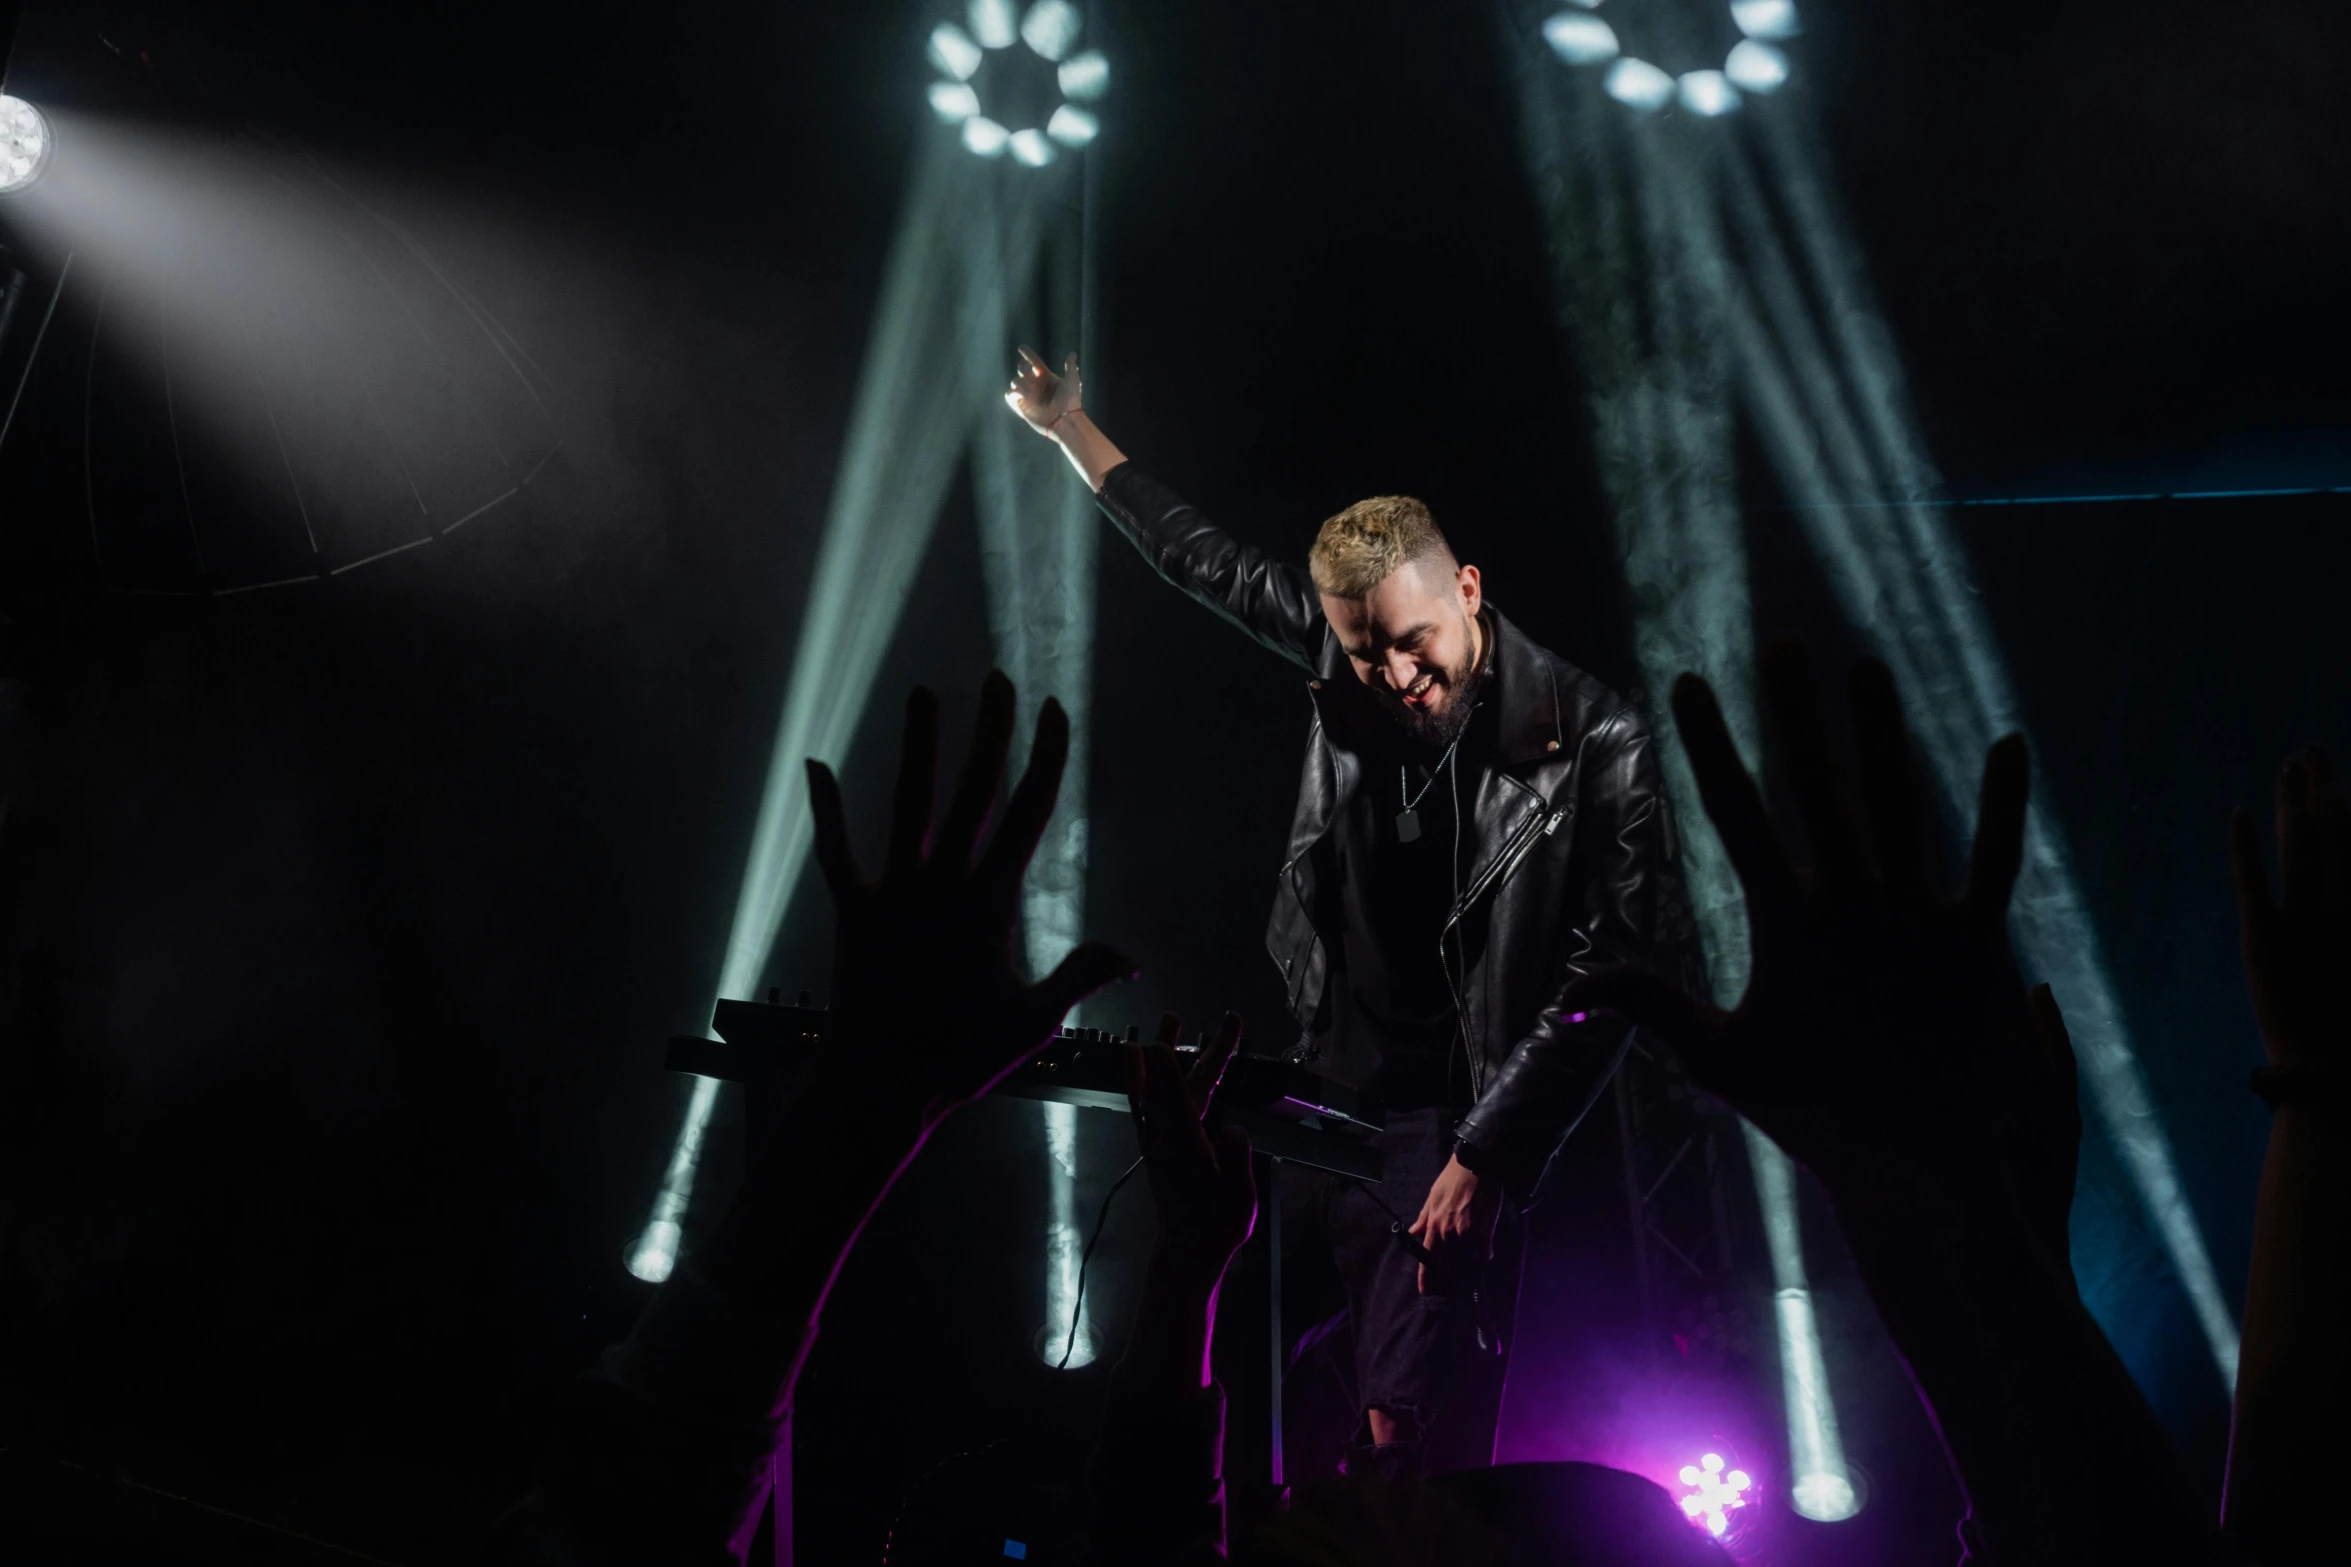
[1385,643,1487,750]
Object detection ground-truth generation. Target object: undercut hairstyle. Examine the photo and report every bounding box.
[1309,494,1457,599]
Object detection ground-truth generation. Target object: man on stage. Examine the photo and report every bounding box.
[1007,349,1683,1480]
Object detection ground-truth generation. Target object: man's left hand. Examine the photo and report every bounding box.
[1406,1152,1501,1294]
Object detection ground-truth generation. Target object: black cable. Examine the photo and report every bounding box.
[1056,1153,1145,1370]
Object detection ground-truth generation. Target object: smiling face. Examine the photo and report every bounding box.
[1321,557,1486,747]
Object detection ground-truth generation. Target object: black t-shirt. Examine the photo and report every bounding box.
[1328,698,1496,1112]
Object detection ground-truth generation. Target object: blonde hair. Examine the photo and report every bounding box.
[1309,495,1456,598]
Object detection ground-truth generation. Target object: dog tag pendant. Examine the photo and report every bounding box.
[1396,809,1422,843]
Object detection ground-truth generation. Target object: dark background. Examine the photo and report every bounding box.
[0,0,2343,1561]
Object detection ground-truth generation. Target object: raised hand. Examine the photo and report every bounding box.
[806,671,1133,1124]
[1562,644,2077,1257]
[1125,1011,1255,1285]
[2224,749,2351,1565]
[1005,344,1083,435]
[2231,747,2350,1077]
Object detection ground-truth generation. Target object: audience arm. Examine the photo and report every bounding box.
[496,676,1131,1565]
[1091,1013,1255,1567]
[2223,749,2351,1565]
[1558,645,2215,1567]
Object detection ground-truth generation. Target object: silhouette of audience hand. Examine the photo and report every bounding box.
[2232,746,2349,1079]
[1092,1012,1253,1564]
[805,671,1134,1126]
[1127,1011,1255,1289]
[2223,746,2350,1564]
[499,677,1134,1565]
[1560,644,2076,1259]
[701,672,1134,1335]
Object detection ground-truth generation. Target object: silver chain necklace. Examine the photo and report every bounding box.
[1395,732,1465,844]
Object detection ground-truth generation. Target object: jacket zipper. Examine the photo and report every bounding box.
[1278,858,1316,1014]
[1437,797,1554,1101]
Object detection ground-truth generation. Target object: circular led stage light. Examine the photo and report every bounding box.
[1542,1,1798,118]
[1676,1452,1755,1538]
[1,94,54,195]
[926,1,1107,166]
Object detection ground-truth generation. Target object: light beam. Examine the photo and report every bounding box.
[1503,0,1856,1517]
[627,84,1105,1303]
[1502,0,2240,1415]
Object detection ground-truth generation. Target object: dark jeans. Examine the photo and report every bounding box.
[1279,1107,1524,1479]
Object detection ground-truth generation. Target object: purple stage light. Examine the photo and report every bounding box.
[1675,1452,1753,1538]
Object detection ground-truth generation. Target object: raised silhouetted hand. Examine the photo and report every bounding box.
[1126,1011,1255,1286]
[1554,645,2228,1567]
[806,671,1134,1124]
[1559,643,2076,1257]
[697,673,1134,1333]
[501,679,1136,1566]
[2232,746,2350,1078]
[2224,746,2350,1566]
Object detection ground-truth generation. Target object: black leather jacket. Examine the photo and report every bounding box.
[1097,464,1684,1199]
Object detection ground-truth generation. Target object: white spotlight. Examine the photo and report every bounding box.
[962,116,1011,156]
[1792,1466,1860,1523]
[1603,57,1676,111]
[0,94,53,197]
[1046,104,1100,147]
[928,81,983,123]
[1724,39,1790,94]
[1542,13,1622,66]
[1678,70,1742,117]
[1731,0,1802,40]
[926,13,1104,170]
[1057,49,1110,101]
[1749,1127,1862,1522]
[1021,0,1083,62]
[1040,1102,1097,1367]
[968,0,1019,50]
[626,1220,684,1283]
[928,22,984,81]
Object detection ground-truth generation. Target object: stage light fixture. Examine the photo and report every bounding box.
[1603,57,1675,111]
[1007,127,1055,167]
[1046,104,1099,147]
[1678,70,1740,116]
[963,116,1011,157]
[1546,2,1798,117]
[1676,1452,1754,1537]
[1056,50,1109,101]
[0,93,52,196]
[1020,0,1082,59]
[1723,39,1789,94]
[1542,12,1620,65]
[929,81,983,121]
[1731,0,1801,41]
[926,4,1108,162]
[929,21,985,81]
[970,0,1019,50]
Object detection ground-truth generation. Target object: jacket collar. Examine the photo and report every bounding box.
[1482,606,1568,767]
